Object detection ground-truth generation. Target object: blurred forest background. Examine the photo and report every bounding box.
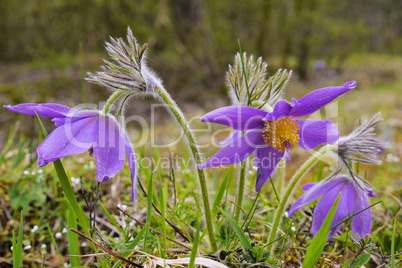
[1,0,401,143]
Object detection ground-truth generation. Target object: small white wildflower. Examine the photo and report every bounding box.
[121,204,128,210]
[41,243,47,249]
[24,245,32,250]
[64,262,71,268]
[38,169,44,174]
[77,157,85,163]
[284,211,289,218]
[55,232,62,238]
[80,242,88,247]
[31,171,36,175]
[62,228,68,233]
[10,246,13,251]
[31,225,39,233]
[23,170,29,175]
[89,161,95,169]
[71,177,81,186]
[386,153,400,163]
[117,203,122,208]
[291,227,296,232]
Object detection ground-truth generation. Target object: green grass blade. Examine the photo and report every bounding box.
[219,208,251,250]
[212,166,232,217]
[160,177,168,259]
[189,218,202,268]
[47,224,65,266]
[112,222,150,268]
[391,219,396,267]
[12,213,24,268]
[53,159,90,233]
[302,196,340,268]
[98,201,123,233]
[330,201,381,232]
[67,202,80,267]
[143,167,154,253]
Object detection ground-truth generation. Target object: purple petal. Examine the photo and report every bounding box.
[198,129,264,169]
[219,131,241,146]
[289,81,357,117]
[92,115,126,182]
[37,116,98,166]
[350,187,372,237]
[302,182,317,191]
[325,182,352,238]
[125,137,138,204]
[288,176,346,217]
[297,120,339,151]
[264,100,293,120]
[52,110,100,127]
[254,146,284,191]
[201,106,266,130]
[4,103,79,118]
[311,182,347,237]
[284,151,292,162]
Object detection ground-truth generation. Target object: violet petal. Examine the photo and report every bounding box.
[92,115,126,182]
[125,136,138,204]
[311,182,346,237]
[201,106,266,130]
[198,129,264,169]
[254,146,284,191]
[297,119,339,151]
[4,103,79,118]
[37,116,98,166]
[350,187,372,237]
[288,177,345,217]
[289,81,357,117]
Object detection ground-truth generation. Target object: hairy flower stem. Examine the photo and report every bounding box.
[234,161,247,222]
[266,144,337,252]
[155,86,218,252]
[277,158,286,196]
[102,90,126,114]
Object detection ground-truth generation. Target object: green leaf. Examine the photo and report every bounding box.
[391,219,397,267]
[189,218,202,268]
[303,196,340,268]
[112,222,150,268]
[12,213,24,268]
[219,208,252,250]
[343,253,371,267]
[212,166,232,217]
[67,202,80,267]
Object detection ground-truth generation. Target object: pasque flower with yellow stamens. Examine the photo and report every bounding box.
[198,81,357,191]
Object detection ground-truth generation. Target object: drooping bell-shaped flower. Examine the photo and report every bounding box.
[288,175,376,239]
[4,103,138,202]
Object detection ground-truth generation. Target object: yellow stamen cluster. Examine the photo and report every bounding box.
[262,117,300,152]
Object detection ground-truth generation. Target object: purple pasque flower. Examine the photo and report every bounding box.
[4,103,138,202]
[288,175,376,239]
[198,81,357,191]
